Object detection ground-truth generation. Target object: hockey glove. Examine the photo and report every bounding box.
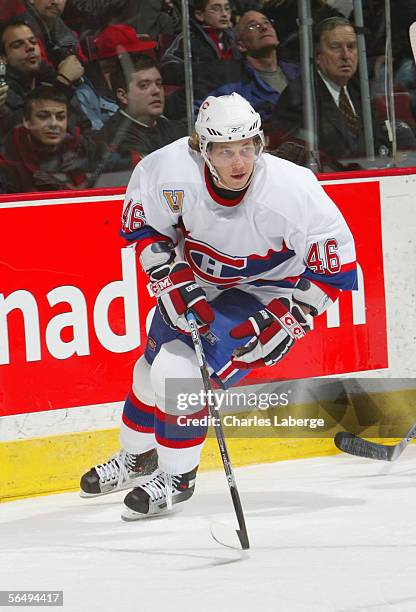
[230,298,311,368]
[150,261,214,334]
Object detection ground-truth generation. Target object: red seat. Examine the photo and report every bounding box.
[158,33,176,59]
[164,84,181,96]
[374,92,415,125]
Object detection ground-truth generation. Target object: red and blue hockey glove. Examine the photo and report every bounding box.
[230,298,310,368]
[150,261,214,334]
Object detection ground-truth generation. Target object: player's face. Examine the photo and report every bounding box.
[237,11,278,54]
[195,1,232,31]
[2,25,41,74]
[122,67,165,123]
[23,99,68,147]
[208,138,256,190]
[316,26,358,86]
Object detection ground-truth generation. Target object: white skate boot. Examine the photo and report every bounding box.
[80,448,158,497]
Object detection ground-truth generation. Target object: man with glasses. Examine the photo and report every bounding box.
[199,10,299,122]
[161,0,240,87]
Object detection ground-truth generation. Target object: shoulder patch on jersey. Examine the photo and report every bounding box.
[163,189,184,213]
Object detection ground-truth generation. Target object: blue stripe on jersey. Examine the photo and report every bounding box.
[302,267,358,290]
[246,248,296,274]
[120,226,163,242]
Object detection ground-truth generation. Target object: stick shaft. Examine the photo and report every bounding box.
[185,312,249,548]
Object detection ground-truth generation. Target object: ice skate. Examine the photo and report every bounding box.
[80,448,158,497]
[121,467,198,521]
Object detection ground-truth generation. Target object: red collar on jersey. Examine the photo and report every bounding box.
[204,165,247,207]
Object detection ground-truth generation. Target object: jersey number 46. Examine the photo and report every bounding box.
[306,239,341,274]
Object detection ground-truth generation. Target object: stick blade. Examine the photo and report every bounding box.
[210,521,250,550]
[334,432,392,461]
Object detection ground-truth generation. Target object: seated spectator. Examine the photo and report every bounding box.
[81,23,158,129]
[86,24,157,128]
[0,18,90,139]
[92,23,157,86]
[200,10,299,122]
[161,0,240,85]
[95,53,187,165]
[269,17,392,169]
[22,1,118,129]
[0,85,127,192]
[21,0,87,66]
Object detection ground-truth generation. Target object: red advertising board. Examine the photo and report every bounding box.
[0,181,387,416]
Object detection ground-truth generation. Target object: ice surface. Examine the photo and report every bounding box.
[1,449,416,612]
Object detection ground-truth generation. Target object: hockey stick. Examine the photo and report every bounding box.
[410,22,416,63]
[185,311,250,550]
[334,421,416,461]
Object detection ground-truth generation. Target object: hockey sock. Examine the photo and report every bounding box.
[120,388,156,454]
[154,404,208,474]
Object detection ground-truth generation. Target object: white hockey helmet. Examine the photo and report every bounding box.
[196,92,262,147]
[195,93,264,187]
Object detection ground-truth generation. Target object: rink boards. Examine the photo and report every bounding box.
[0,169,415,500]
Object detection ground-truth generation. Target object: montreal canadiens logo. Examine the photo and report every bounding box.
[184,237,246,285]
[183,236,295,285]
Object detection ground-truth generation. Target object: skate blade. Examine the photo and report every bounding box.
[210,521,250,550]
[79,489,128,499]
[121,505,181,522]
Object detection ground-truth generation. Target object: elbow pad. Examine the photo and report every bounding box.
[139,239,175,276]
[292,278,339,317]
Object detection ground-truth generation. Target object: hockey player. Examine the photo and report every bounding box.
[80,93,357,520]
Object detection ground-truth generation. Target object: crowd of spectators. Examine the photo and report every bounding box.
[0,0,415,192]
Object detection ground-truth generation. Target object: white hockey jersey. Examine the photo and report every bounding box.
[121,137,357,304]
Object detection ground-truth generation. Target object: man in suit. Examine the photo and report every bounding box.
[269,17,388,169]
